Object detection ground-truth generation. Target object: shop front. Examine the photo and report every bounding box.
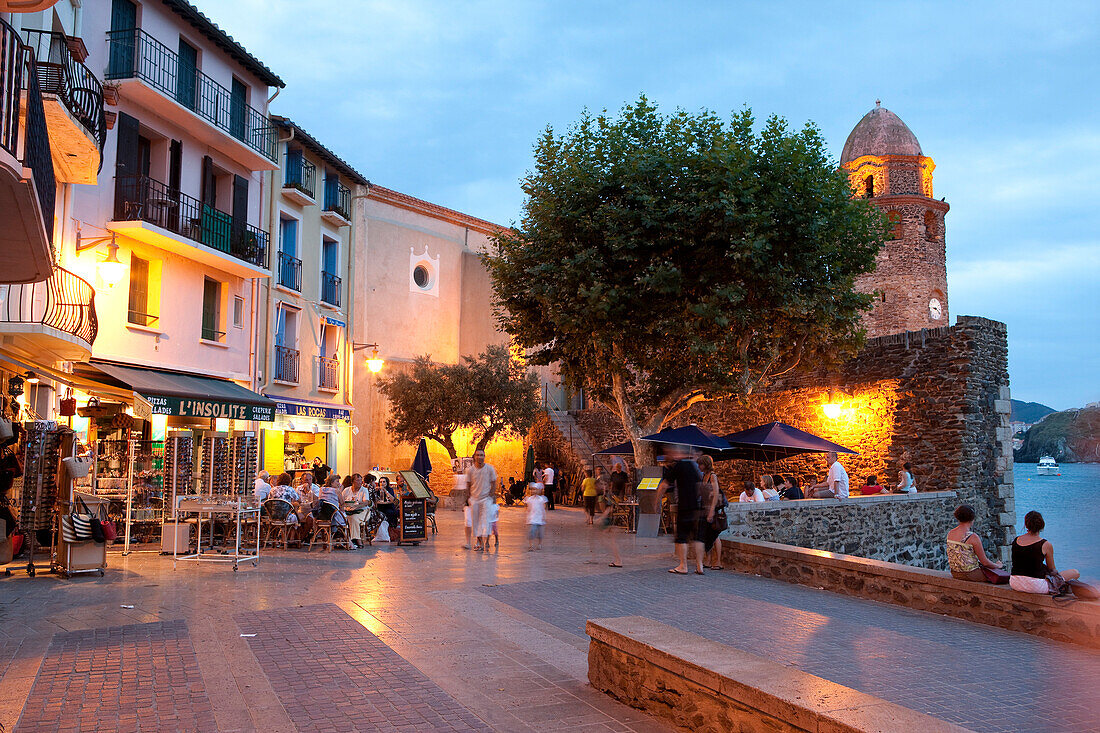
[262,397,352,480]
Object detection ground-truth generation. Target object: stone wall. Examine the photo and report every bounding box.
[576,316,1015,568]
[719,538,1100,650]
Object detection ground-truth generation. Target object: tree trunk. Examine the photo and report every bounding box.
[426,434,459,462]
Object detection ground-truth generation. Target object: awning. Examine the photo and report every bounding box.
[268,395,352,422]
[76,361,277,422]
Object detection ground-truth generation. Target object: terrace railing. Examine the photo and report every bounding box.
[320,271,341,307]
[21,29,106,157]
[277,251,302,291]
[318,356,339,391]
[323,177,351,220]
[105,28,276,162]
[284,151,315,198]
[0,266,98,346]
[274,345,299,383]
[114,172,269,269]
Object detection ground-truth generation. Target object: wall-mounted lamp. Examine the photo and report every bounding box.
[353,342,385,373]
[76,225,127,287]
[24,371,40,385]
[822,388,844,420]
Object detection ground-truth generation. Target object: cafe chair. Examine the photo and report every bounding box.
[309,501,350,552]
[261,499,299,550]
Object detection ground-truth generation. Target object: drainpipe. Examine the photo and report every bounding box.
[344,184,370,410]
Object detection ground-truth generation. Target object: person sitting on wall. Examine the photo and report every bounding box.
[738,480,764,503]
[860,475,888,495]
[777,475,804,500]
[759,475,781,501]
[946,504,1004,582]
[1009,510,1080,594]
[807,452,849,499]
[897,462,916,493]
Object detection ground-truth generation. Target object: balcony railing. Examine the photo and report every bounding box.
[105,28,276,162]
[284,152,315,198]
[114,173,269,269]
[323,178,350,220]
[1,19,55,243]
[0,266,97,346]
[318,356,339,391]
[274,345,299,383]
[277,251,302,291]
[21,29,106,157]
[321,271,341,307]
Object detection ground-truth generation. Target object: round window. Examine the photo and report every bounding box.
[413,265,430,289]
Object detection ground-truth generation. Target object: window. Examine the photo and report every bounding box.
[274,304,300,383]
[863,174,874,198]
[413,265,429,288]
[280,217,298,257]
[233,296,245,328]
[176,38,199,111]
[201,278,224,341]
[887,211,902,240]
[278,216,301,290]
[127,255,161,326]
[923,210,938,241]
[230,78,247,141]
[321,237,340,306]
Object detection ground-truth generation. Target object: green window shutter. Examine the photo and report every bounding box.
[127,256,149,325]
[202,279,220,340]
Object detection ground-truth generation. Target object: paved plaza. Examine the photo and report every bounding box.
[2,506,1099,732]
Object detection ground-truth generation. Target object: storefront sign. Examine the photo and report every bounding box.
[145,394,275,422]
[273,400,351,422]
[323,316,347,329]
[132,392,153,421]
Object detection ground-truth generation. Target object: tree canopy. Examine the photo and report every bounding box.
[378,344,540,460]
[484,97,887,462]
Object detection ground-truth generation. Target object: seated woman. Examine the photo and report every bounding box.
[860,475,888,495]
[318,475,348,529]
[738,480,764,503]
[1009,510,1080,593]
[373,476,400,527]
[759,475,780,501]
[946,504,1003,582]
[777,475,803,500]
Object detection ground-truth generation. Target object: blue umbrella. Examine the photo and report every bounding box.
[718,421,858,463]
[594,440,635,456]
[412,438,433,479]
[640,424,732,452]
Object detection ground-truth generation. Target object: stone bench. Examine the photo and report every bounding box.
[721,537,1100,648]
[587,616,971,733]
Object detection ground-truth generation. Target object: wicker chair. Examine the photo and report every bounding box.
[261,499,299,549]
[308,501,350,552]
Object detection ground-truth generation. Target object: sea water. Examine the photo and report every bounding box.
[1013,462,1100,580]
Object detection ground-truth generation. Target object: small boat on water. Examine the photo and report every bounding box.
[1037,456,1060,475]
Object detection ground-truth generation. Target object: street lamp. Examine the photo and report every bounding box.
[353,342,385,373]
[76,226,127,287]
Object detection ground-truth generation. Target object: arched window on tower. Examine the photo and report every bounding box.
[924,211,938,241]
[864,174,874,198]
[886,210,902,240]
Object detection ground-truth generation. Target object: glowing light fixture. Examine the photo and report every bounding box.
[215,418,230,432]
[822,403,843,420]
[24,371,40,384]
[354,341,385,373]
[76,226,127,287]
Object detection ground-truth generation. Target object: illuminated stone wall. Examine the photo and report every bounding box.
[574,316,1015,568]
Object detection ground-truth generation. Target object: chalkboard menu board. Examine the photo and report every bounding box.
[399,498,426,544]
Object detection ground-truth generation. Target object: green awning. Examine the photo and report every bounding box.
[82,361,276,422]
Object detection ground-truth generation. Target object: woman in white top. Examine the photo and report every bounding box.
[739,480,765,503]
[897,462,916,493]
[759,475,780,501]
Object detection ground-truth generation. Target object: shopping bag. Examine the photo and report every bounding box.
[61,514,81,544]
[62,455,93,478]
[59,389,77,417]
[375,520,390,542]
[98,504,117,542]
[70,497,94,541]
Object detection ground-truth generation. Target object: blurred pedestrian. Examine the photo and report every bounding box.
[656,444,705,575]
[525,484,548,551]
[466,449,498,551]
[543,462,557,510]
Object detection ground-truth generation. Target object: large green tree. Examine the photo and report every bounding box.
[378,344,540,460]
[484,97,887,463]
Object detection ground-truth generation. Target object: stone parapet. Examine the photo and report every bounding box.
[720,538,1100,649]
[587,616,971,733]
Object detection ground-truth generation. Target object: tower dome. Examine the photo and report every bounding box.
[840,102,922,165]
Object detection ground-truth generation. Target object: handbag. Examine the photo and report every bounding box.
[62,455,93,479]
[99,504,117,542]
[1047,572,1070,597]
[90,515,106,543]
[980,566,1010,584]
[69,497,94,542]
[61,514,81,544]
[59,389,77,417]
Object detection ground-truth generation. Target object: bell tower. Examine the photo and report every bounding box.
[841,102,949,337]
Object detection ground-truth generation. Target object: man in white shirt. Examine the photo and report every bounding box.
[342,474,371,548]
[541,463,556,510]
[808,452,849,499]
[253,471,272,503]
[465,449,498,551]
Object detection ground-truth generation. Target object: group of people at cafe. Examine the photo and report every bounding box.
[252,466,410,548]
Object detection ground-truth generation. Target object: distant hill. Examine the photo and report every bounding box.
[1015,405,1100,463]
[1011,399,1056,424]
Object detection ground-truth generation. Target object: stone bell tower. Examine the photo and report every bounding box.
[841,102,950,337]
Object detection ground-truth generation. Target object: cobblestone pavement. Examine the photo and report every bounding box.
[2,505,1097,732]
[14,619,216,732]
[481,567,1100,732]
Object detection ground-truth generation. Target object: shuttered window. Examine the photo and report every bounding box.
[127,256,150,326]
[201,278,222,341]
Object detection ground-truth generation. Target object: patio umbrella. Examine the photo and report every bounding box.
[594,440,635,456]
[411,438,433,479]
[639,424,732,453]
[717,421,858,463]
[524,444,535,483]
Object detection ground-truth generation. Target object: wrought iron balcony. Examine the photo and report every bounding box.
[318,356,339,391]
[0,18,55,283]
[321,271,341,307]
[114,173,269,269]
[278,251,301,291]
[284,151,315,199]
[322,177,351,223]
[0,266,97,358]
[274,345,299,383]
[105,28,276,162]
[21,29,105,171]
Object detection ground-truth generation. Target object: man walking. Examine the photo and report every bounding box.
[542,462,556,510]
[466,449,498,551]
[655,444,705,575]
[808,452,850,499]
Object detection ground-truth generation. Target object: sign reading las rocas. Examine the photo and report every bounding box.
[274,400,351,421]
[146,395,275,422]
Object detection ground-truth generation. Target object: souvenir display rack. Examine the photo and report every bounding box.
[17,421,70,576]
[163,431,194,514]
[229,432,258,496]
[201,432,230,495]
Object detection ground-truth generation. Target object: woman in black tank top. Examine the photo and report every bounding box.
[1009,510,1080,594]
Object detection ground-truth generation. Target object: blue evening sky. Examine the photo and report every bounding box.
[198,0,1099,410]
